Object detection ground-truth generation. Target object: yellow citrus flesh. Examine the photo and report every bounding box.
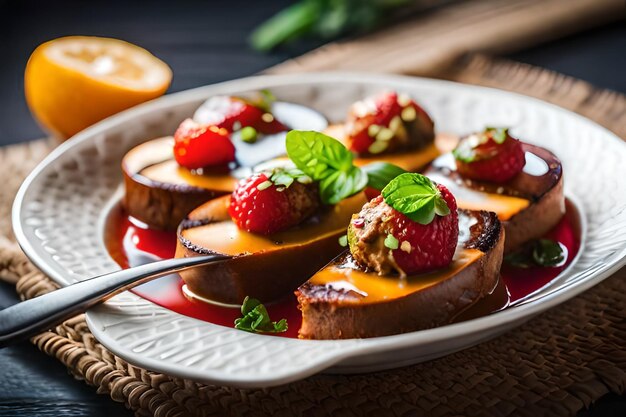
[25,36,172,139]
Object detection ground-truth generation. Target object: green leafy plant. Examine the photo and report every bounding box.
[250,0,416,51]
[234,296,288,333]
[286,130,406,204]
[381,173,450,224]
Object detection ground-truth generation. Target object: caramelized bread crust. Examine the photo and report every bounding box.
[296,210,504,339]
[175,196,356,305]
[122,137,230,230]
[124,174,225,230]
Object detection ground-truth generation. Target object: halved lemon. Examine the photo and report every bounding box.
[25,36,172,139]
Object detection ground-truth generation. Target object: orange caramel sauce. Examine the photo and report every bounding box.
[353,142,441,171]
[426,171,530,220]
[308,248,484,303]
[141,159,238,191]
[180,193,366,255]
[124,136,239,191]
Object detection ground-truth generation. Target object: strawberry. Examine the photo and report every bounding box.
[228,171,320,235]
[453,127,526,183]
[194,96,288,134]
[348,184,458,276]
[173,119,235,169]
[363,186,381,201]
[345,91,434,155]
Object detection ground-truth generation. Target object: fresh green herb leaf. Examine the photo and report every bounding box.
[249,0,414,52]
[234,296,288,333]
[240,126,258,143]
[485,127,509,144]
[286,130,367,204]
[362,162,407,191]
[381,173,449,225]
[319,166,368,204]
[268,168,311,189]
[249,1,320,52]
[452,140,476,163]
[256,180,273,191]
[286,130,355,179]
[434,196,451,216]
[254,89,277,113]
[504,239,566,268]
[260,89,276,105]
[384,233,399,250]
[338,235,348,247]
[452,127,511,163]
[533,239,566,267]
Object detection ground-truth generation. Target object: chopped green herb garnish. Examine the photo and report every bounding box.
[485,127,509,144]
[268,167,311,189]
[504,239,566,268]
[384,233,399,250]
[452,127,511,163]
[381,173,450,225]
[285,130,405,204]
[257,180,273,191]
[250,89,276,113]
[240,126,258,143]
[533,239,566,267]
[234,296,288,334]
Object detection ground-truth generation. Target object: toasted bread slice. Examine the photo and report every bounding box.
[424,143,564,252]
[122,137,237,230]
[175,193,368,305]
[296,209,504,339]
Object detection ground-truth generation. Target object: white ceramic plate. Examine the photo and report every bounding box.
[13,73,626,388]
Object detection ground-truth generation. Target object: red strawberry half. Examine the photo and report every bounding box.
[228,171,320,235]
[345,91,434,155]
[173,118,235,169]
[453,127,526,183]
[348,184,458,276]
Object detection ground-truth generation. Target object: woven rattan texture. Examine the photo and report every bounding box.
[1,56,625,416]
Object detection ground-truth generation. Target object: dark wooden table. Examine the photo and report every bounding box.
[0,1,624,415]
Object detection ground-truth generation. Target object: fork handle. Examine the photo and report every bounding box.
[0,254,229,347]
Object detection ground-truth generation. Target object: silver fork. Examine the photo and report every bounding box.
[0,254,230,347]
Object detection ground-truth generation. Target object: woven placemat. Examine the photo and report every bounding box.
[1,55,625,416]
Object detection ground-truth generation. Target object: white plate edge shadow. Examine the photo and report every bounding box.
[12,72,626,388]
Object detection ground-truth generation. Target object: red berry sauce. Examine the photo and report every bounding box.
[105,200,581,339]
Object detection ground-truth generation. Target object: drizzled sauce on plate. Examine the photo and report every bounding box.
[104,200,580,339]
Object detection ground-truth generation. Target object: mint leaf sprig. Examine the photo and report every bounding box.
[234,296,288,334]
[286,130,406,204]
[381,173,450,225]
[504,239,566,268]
